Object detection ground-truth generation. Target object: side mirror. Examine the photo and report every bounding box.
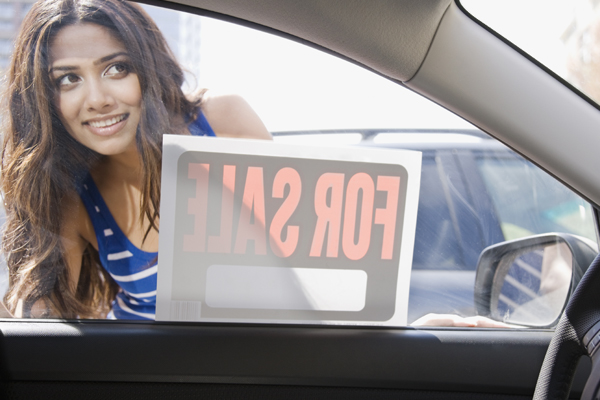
[474,233,598,328]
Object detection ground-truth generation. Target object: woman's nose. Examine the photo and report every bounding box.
[84,79,115,111]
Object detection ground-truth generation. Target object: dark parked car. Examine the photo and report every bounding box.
[274,128,597,322]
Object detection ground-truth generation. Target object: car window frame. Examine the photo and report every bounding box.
[1,0,600,397]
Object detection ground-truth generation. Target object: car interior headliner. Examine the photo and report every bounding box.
[164,0,452,83]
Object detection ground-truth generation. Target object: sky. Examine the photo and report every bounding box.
[195,14,473,132]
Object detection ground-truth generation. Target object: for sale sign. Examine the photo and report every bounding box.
[156,136,421,325]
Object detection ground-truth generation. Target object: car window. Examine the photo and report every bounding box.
[0,1,596,327]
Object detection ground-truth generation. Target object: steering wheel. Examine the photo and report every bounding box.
[533,253,600,399]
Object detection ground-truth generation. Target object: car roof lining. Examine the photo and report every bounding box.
[160,0,452,82]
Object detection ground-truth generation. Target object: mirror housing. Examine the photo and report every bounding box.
[474,233,598,328]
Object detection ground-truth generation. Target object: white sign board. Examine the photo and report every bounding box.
[156,136,421,325]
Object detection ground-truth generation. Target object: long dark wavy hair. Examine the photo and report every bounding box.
[2,0,201,318]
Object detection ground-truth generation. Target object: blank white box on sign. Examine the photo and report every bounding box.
[206,265,367,311]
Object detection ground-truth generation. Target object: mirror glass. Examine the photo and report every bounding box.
[491,243,573,326]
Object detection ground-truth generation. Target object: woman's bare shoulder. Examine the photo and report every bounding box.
[60,192,96,250]
[201,90,272,140]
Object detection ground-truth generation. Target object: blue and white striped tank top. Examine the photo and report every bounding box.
[78,112,216,320]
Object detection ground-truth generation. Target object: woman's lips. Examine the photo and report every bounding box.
[84,113,129,136]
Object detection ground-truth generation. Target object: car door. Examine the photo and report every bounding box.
[1,0,599,399]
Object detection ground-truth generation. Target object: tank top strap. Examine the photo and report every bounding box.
[188,110,216,137]
[77,174,114,258]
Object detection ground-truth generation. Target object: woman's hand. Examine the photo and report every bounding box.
[411,313,519,328]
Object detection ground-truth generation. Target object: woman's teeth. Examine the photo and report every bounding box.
[88,114,126,128]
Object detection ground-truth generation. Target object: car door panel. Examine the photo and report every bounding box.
[0,321,592,398]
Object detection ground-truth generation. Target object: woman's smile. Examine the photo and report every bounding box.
[84,113,129,136]
[49,23,142,156]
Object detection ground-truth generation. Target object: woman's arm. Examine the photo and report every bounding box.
[201,92,272,140]
[60,197,93,294]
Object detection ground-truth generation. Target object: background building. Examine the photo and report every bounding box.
[0,0,34,70]
[141,4,203,91]
[0,1,203,88]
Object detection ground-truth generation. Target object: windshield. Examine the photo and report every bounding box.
[461,0,600,107]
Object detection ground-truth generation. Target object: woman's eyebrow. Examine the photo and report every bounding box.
[94,52,129,66]
[48,52,130,73]
[48,65,77,74]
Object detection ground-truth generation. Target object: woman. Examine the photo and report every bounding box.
[1,0,270,319]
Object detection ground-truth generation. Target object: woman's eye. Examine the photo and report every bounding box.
[56,73,81,88]
[104,63,129,77]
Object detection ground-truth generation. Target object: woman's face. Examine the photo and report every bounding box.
[49,23,142,157]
